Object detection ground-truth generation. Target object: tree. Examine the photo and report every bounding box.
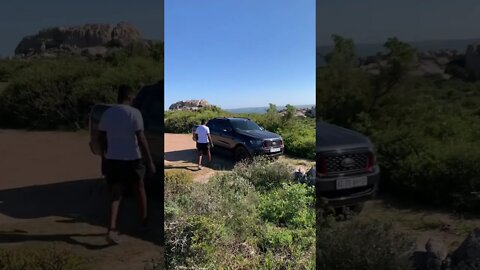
[316,35,370,127]
[283,104,296,122]
[267,103,277,114]
[368,37,417,112]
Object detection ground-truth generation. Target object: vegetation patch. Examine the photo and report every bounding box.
[165,157,315,269]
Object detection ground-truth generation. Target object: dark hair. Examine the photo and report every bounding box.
[201,119,206,125]
[117,84,134,103]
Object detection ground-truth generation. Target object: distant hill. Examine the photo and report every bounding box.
[226,104,315,114]
[317,38,480,67]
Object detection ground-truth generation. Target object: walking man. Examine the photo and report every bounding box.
[99,85,156,244]
[194,119,213,170]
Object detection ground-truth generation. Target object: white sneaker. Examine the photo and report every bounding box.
[198,165,203,170]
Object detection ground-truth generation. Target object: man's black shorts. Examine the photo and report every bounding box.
[104,159,146,185]
[196,142,210,155]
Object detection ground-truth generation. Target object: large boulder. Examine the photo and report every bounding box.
[15,22,144,57]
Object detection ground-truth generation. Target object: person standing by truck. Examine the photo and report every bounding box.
[194,119,213,170]
[98,84,156,244]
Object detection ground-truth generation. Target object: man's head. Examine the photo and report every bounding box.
[117,84,135,104]
[201,119,206,125]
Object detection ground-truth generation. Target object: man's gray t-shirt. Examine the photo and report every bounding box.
[99,104,144,160]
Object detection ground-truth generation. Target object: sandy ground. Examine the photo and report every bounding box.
[0,130,163,269]
[164,133,233,182]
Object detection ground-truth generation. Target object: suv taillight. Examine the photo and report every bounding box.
[317,157,328,177]
[367,152,376,172]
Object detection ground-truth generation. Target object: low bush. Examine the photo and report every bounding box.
[165,170,193,200]
[259,183,315,229]
[233,156,294,191]
[317,220,415,270]
[0,246,85,270]
[165,159,315,269]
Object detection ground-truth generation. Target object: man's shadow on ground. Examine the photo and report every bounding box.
[0,175,164,250]
[164,148,235,171]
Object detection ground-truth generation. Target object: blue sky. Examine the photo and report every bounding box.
[317,0,480,46]
[165,0,315,109]
[0,0,163,56]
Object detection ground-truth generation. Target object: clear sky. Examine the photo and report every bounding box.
[165,0,316,109]
[0,0,163,56]
[317,0,480,46]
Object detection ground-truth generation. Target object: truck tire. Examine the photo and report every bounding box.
[234,146,250,162]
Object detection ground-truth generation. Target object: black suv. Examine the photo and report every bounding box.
[205,117,284,161]
[316,121,380,212]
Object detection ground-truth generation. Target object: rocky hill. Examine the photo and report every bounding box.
[359,49,462,79]
[320,40,480,81]
[15,22,156,57]
[169,100,212,111]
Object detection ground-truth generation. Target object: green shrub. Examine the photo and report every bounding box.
[259,183,315,229]
[0,246,85,270]
[165,159,315,269]
[0,55,162,129]
[317,220,415,270]
[279,120,315,160]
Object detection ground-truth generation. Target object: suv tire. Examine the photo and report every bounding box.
[234,146,250,162]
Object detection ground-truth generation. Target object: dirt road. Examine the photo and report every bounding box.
[0,130,163,269]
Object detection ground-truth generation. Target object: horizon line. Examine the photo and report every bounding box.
[317,36,480,47]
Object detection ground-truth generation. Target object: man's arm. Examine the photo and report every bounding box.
[208,133,213,147]
[136,130,156,174]
[193,128,198,141]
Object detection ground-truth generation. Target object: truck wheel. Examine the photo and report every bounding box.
[234,146,250,162]
[351,202,365,214]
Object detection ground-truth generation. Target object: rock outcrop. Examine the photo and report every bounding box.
[278,107,315,118]
[360,49,461,79]
[15,22,146,57]
[169,100,212,111]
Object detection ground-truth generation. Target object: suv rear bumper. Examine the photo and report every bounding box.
[316,166,380,207]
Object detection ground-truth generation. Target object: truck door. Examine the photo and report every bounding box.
[216,119,236,150]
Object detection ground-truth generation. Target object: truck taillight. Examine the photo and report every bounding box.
[367,152,376,172]
[317,157,328,177]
